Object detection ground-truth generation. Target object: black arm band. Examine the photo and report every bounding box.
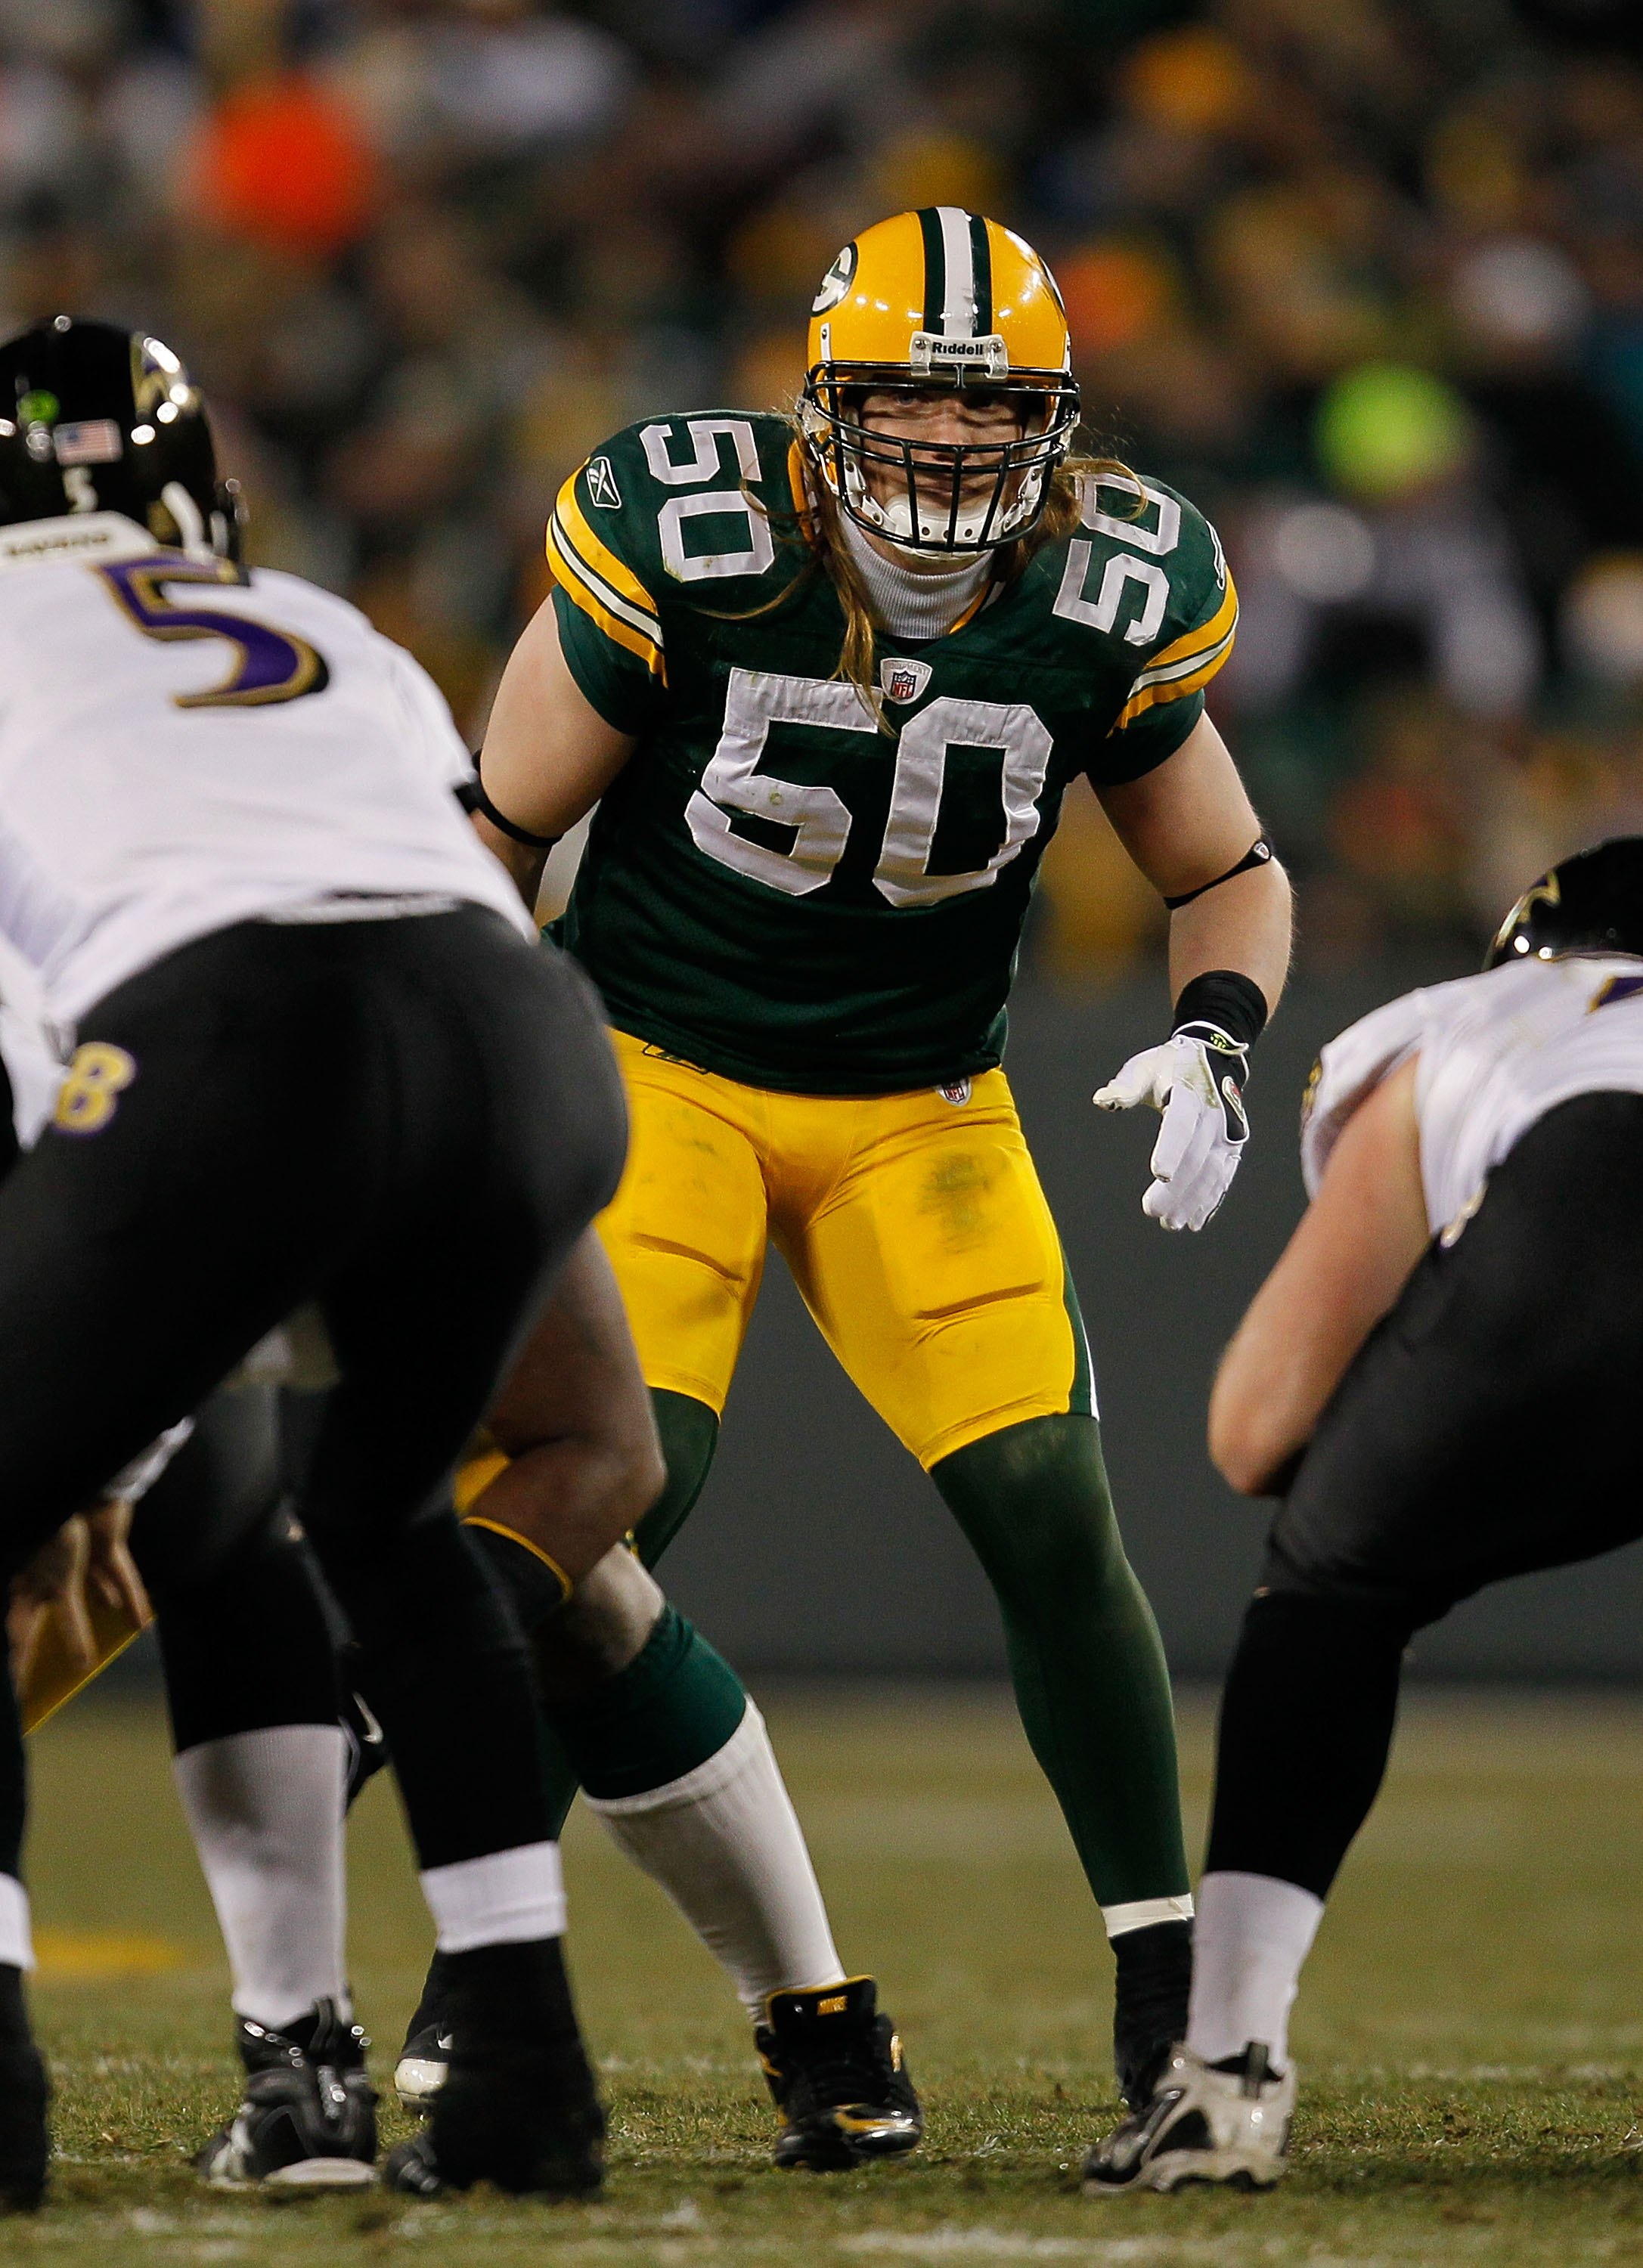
[463,761,562,853]
[1172,969,1269,1051]
[1163,835,1275,911]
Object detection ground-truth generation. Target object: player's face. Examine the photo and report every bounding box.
[857,389,1027,519]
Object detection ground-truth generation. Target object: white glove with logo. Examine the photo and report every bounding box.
[1093,1022,1251,1232]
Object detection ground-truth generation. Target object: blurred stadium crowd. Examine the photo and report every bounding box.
[5,0,1643,968]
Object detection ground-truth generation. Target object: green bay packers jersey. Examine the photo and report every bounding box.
[547,411,1236,1095]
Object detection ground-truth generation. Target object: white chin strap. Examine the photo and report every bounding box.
[839,452,1044,552]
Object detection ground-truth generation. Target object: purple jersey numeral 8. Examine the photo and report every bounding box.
[97,554,329,709]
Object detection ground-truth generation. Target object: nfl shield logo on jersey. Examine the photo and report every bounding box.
[938,1077,972,1106]
[587,456,622,510]
[879,657,932,705]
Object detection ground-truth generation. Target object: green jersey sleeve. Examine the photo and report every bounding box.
[545,448,669,734]
[1077,479,1238,786]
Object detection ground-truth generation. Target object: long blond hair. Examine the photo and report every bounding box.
[711,423,1140,733]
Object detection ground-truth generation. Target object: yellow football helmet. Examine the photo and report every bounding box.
[800,206,1080,555]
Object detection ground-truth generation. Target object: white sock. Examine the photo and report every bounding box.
[587,1700,845,2018]
[0,1876,33,1971]
[420,1841,566,1951]
[1186,1869,1324,2070]
[172,1724,348,2033]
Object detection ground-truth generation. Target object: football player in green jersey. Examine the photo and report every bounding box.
[458,206,1293,2141]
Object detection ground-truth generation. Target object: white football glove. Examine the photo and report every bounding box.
[1093,1022,1251,1232]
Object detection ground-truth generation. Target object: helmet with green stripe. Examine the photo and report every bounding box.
[800,207,1080,555]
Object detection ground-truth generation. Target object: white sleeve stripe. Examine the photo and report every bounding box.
[1125,624,1238,702]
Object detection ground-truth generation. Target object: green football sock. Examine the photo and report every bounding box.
[633,1388,721,1566]
[532,1387,722,1835]
[547,1602,749,1801]
[932,1411,1191,1911]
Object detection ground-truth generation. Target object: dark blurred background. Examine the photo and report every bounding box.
[33,0,1643,1674]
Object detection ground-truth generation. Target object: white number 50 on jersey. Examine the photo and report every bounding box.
[687,669,1052,909]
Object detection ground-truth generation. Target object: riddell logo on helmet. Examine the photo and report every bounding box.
[908,331,1009,380]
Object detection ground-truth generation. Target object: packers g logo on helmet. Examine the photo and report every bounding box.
[799,207,1080,556]
[811,242,857,316]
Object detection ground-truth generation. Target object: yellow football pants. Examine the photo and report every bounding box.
[597,1030,1093,1471]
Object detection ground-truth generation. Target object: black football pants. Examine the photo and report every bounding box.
[1207,1092,1643,1901]
[0,907,626,1886]
[131,1381,345,1761]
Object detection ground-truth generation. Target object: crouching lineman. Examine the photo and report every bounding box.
[396,1278,924,2175]
[0,315,629,2208]
[7,1036,920,2188]
[1087,838,1643,2193]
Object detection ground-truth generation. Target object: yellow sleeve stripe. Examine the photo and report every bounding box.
[1142,571,1238,677]
[1113,631,1235,727]
[556,471,660,620]
[546,514,666,680]
[1112,573,1239,730]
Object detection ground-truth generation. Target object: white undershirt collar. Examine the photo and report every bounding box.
[838,512,994,644]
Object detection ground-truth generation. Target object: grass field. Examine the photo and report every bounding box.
[15,1680,1643,2266]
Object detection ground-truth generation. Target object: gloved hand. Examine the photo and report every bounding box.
[1093,1021,1250,1232]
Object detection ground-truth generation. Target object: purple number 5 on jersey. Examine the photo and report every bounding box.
[97,554,329,709]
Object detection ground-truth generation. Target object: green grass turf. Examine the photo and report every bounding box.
[14,1681,1643,2265]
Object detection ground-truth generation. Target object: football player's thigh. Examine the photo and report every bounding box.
[595,1034,769,1415]
[789,1075,1081,1470]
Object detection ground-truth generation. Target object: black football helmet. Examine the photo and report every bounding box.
[1486,837,1643,968]
[0,316,241,559]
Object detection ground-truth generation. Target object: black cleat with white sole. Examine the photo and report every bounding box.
[393,1950,454,2111]
[383,1938,604,2199]
[1083,2040,1293,2195]
[196,1999,377,2192]
[383,2036,604,2198]
[756,1978,922,2171]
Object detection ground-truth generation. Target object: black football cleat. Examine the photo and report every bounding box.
[386,1937,604,2199]
[393,1950,453,2110]
[1112,1918,1193,2111]
[756,1978,922,2171]
[195,1998,377,2191]
[383,2036,604,2198]
[1083,2041,1294,2195]
[0,2039,48,2211]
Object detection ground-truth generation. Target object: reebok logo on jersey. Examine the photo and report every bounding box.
[587,457,622,510]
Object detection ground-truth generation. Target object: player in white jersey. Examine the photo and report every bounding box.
[1087,837,1643,2194]
[0,316,634,2208]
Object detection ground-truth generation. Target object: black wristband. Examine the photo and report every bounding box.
[464,760,562,852]
[1172,969,1268,1052]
